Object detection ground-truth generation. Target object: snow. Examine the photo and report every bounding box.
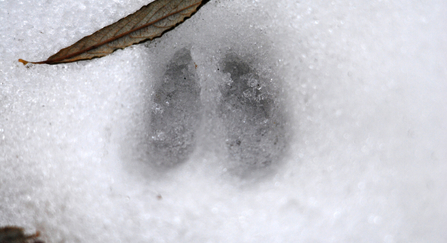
[1,0,447,242]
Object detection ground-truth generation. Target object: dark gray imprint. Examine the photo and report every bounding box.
[149,48,202,167]
[218,53,287,176]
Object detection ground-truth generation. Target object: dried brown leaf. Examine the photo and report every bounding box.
[0,226,42,243]
[19,0,210,65]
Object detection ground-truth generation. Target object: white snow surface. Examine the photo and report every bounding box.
[1,0,447,242]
